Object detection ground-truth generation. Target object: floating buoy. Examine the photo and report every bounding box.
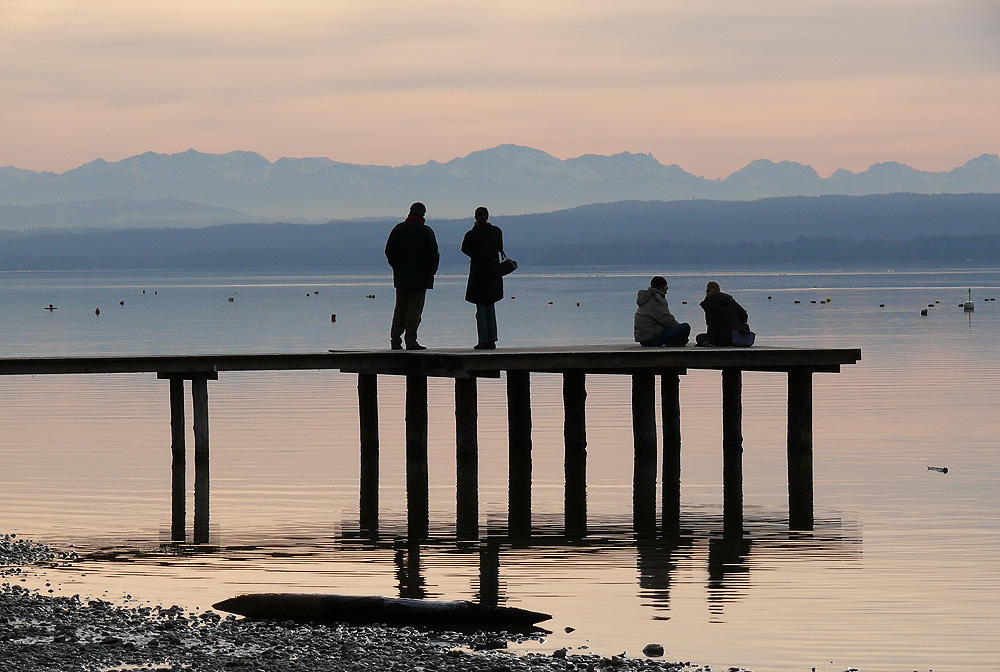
[95,308,100,316]
[768,296,772,300]
[548,301,553,305]
[331,314,336,323]
[794,300,801,304]
[576,302,580,307]
[120,300,125,306]
[920,309,928,316]
[810,300,817,304]
[306,293,311,297]
[927,304,934,308]
[826,298,831,303]
[879,304,885,308]
[681,300,687,304]
[142,290,145,294]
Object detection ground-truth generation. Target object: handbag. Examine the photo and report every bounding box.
[731,323,755,347]
[499,251,518,276]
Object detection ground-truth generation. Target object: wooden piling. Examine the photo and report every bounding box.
[632,372,657,537]
[563,371,588,536]
[405,373,429,539]
[455,377,479,539]
[358,373,379,534]
[507,370,532,536]
[661,371,682,535]
[169,377,186,542]
[787,369,814,530]
[192,373,211,544]
[721,368,743,532]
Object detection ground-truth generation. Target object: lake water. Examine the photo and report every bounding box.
[1,266,999,672]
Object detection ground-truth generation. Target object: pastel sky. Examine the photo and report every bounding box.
[2,0,998,178]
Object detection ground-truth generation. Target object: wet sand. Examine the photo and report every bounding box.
[2,534,710,672]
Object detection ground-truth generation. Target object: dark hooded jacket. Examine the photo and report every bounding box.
[699,291,748,346]
[385,215,440,289]
[461,221,504,304]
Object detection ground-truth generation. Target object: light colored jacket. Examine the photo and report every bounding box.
[634,286,679,342]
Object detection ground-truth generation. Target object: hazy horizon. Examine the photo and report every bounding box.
[3,2,998,179]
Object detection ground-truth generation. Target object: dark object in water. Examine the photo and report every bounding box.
[212,593,551,626]
[927,466,949,474]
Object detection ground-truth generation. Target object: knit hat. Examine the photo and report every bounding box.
[475,206,489,222]
[409,202,426,216]
[650,276,668,289]
[706,280,721,293]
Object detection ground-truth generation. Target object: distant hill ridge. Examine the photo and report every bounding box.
[1,145,998,227]
[2,193,998,270]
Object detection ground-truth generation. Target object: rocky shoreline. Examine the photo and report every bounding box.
[2,534,713,672]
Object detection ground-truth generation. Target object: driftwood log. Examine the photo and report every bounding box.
[212,593,552,626]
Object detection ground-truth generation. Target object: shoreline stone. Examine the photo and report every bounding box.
[3,535,711,672]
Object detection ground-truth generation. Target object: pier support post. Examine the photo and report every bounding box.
[787,369,814,530]
[507,370,532,537]
[192,373,211,544]
[455,377,479,539]
[661,370,682,535]
[563,371,588,536]
[722,368,743,533]
[632,372,657,538]
[169,377,186,542]
[358,373,380,535]
[405,373,429,540]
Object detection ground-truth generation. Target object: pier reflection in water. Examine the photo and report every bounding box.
[139,513,859,627]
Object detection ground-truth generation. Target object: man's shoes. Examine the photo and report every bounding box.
[405,342,427,351]
[473,342,496,350]
[390,342,403,350]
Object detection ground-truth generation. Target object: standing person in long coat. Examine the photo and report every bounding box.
[385,201,439,350]
[461,206,504,349]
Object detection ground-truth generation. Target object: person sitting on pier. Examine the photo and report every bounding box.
[633,276,691,347]
[695,281,753,347]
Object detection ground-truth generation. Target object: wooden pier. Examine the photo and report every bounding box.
[0,345,861,541]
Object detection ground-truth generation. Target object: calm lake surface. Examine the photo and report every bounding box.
[1,266,999,672]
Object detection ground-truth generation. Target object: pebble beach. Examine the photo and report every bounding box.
[2,534,712,672]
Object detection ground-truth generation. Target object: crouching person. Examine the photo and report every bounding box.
[633,276,691,347]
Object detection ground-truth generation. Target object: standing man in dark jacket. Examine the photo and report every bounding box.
[385,202,439,350]
[461,206,504,349]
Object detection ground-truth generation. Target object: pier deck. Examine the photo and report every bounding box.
[0,345,862,540]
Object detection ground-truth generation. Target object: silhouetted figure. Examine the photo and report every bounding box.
[634,276,691,347]
[385,202,439,350]
[462,206,504,349]
[696,281,752,347]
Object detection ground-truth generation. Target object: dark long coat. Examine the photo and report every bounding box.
[385,216,440,289]
[700,291,748,346]
[461,222,504,304]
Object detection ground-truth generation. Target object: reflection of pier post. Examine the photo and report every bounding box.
[632,372,657,537]
[477,539,501,608]
[507,371,532,537]
[722,369,743,532]
[192,373,211,544]
[661,370,682,535]
[169,377,186,542]
[787,369,814,530]
[358,373,379,535]
[405,373,429,540]
[455,377,479,539]
[563,371,587,536]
